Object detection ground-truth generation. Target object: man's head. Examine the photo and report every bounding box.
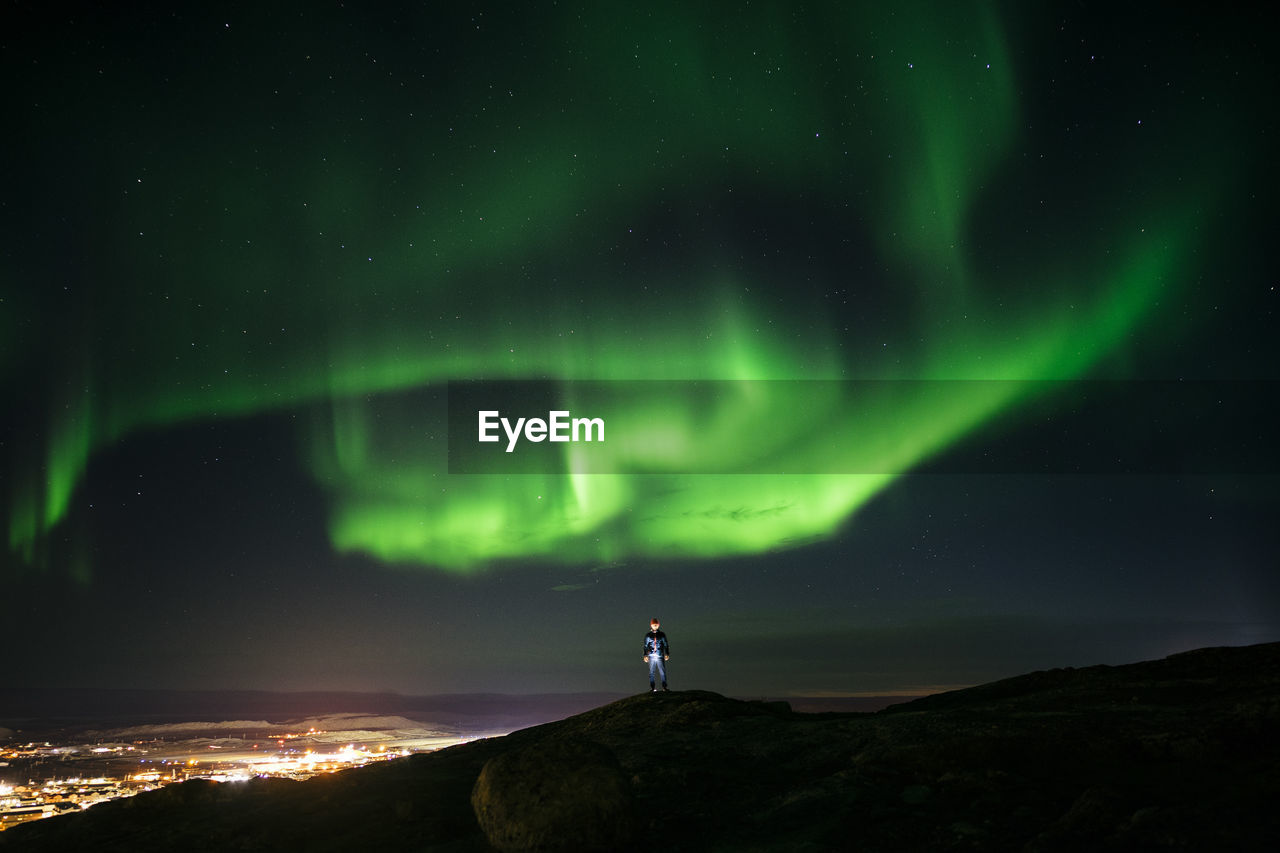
[650,618,660,630]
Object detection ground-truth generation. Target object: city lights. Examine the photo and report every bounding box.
[0,725,467,831]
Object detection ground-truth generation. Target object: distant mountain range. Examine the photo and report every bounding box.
[0,688,907,737]
[0,689,629,736]
[5,642,1277,851]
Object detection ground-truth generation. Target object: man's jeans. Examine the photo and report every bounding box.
[648,653,667,688]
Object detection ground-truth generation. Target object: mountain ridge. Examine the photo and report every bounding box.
[4,642,1277,851]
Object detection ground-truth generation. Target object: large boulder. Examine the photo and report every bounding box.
[470,737,637,852]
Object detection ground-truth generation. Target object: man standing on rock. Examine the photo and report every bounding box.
[643,617,670,692]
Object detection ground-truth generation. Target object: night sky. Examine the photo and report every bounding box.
[3,2,1276,700]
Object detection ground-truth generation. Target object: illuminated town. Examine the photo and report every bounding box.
[0,721,475,831]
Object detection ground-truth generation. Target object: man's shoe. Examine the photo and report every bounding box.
[661,686,669,692]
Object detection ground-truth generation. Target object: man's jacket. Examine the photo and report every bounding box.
[643,630,669,657]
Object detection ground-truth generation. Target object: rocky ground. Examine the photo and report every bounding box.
[4,642,1277,851]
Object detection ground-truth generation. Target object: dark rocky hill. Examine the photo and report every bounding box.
[4,642,1278,851]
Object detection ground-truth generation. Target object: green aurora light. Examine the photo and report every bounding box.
[4,2,1236,575]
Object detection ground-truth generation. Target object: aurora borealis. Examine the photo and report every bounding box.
[3,2,1276,697]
